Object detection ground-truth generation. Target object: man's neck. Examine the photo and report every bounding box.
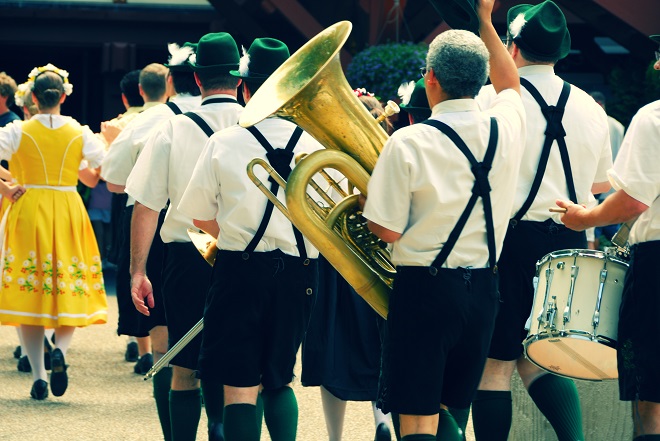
[201,89,237,99]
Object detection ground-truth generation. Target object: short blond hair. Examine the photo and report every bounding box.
[139,63,168,101]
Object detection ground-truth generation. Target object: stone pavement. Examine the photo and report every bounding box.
[0,268,409,441]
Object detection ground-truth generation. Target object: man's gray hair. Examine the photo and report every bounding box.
[426,30,489,99]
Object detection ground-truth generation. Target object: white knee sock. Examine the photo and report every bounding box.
[16,327,25,354]
[20,325,46,382]
[372,401,390,427]
[54,326,75,355]
[321,386,347,441]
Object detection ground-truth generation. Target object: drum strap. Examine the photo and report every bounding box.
[512,79,573,223]
[421,117,499,274]
[242,125,308,260]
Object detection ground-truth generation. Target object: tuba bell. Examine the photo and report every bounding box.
[240,21,398,319]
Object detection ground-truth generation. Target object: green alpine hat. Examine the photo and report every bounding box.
[189,32,240,73]
[229,38,290,80]
[399,79,430,112]
[165,42,197,72]
[507,0,571,61]
[429,0,479,35]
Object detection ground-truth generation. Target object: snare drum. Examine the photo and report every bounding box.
[523,249,628,381]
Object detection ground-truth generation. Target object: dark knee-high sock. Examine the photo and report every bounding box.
[256,392,264,438]
[437,409,463,441]
[448,406,470,441]
[471,390,512,441]
[634,436,660,440]
[153,367,173,441]
[527,374,584,441]
[201,380,224,435]
[224,403,259,441]
[170,389,202,441]
[261,386,298,441]
[401,435,435,441]
[392,412,401,440]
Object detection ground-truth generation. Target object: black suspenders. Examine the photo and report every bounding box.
[183,98,238,137]
[242,125,308,260]
[421,117,499,274]
[512,78,574,223]
[166,101,182,115]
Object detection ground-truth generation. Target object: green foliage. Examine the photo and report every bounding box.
[608,60,660,127]
[346,42,428,101]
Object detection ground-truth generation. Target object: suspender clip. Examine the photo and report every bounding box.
[303,258,310,266]
[241,252,250,261]
[428,266,438,276]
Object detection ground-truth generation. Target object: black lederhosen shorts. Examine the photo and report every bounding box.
[161,241,213,370]
[377,266,499,415]
[196,250,318,390]
[488,220,586,361]
[618,241,660,403]
[116,205,167,337]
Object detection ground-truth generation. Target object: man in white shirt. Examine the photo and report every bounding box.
[177,38,324,441]
[557,36,660,441]
[471,2,612,440]
[101,47,201,441]
[127,32,242,441]
[362,1,524,439]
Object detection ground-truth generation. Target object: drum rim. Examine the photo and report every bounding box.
[536,248,629,269]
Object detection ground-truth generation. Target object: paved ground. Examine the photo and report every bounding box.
[1,267,431,441]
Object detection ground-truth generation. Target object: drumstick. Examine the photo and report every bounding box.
[549,207,567,213]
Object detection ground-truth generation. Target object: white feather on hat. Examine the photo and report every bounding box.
[168,43,194,66]
[238,46,250,77]
[398,81,415,106]
[509,13,527,40]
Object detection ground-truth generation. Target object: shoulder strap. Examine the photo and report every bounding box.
[242,125,307,259]
[165,101,182,115]
[183,112,214,138]
[421,118,499,272]
[513,79,573,222]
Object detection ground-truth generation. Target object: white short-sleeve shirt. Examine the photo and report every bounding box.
[125,94,243,243]
[0,114,105,169]
[476,65,612,223]
[607,100,660,244]
[178,118,325,258]
[363,89,525,268]
[101,94,201,192]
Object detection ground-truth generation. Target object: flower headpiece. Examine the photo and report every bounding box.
[353,88,374,98]
[14,63,73,107]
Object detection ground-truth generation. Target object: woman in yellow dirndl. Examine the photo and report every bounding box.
[0,64,107,400]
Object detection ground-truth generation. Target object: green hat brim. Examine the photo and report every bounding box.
[651,35,660,44]
[400,105,429,111]
[228,70,270,80]
[430,0,479,35]
[189,63,239,74]
[507,2,571,60]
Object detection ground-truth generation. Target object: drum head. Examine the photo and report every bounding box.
[525,336,618,381]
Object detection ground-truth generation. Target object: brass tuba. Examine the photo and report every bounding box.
[240,21,398,318]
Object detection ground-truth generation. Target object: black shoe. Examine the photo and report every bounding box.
[30,379,48,400]
[13,345,21,359]
[375,422,391,441]
[17,355,31,373]
[209,422,225,441]
[133,353,153,375]
[50,348,68,397]
[125,341,139,362]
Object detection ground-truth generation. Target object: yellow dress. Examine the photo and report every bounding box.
[0,118,108,327]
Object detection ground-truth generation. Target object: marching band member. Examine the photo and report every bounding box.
[472,2,613,440]
[557,35,660,441]
[0,64,108,400]
[102,46,200,440]
[178,38,323,441]
[127,32,243,441]
[362,0,525,439]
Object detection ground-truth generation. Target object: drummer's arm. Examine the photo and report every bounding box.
[130,201,159,315]
[557,189,648,231]
[193,218,220,239]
